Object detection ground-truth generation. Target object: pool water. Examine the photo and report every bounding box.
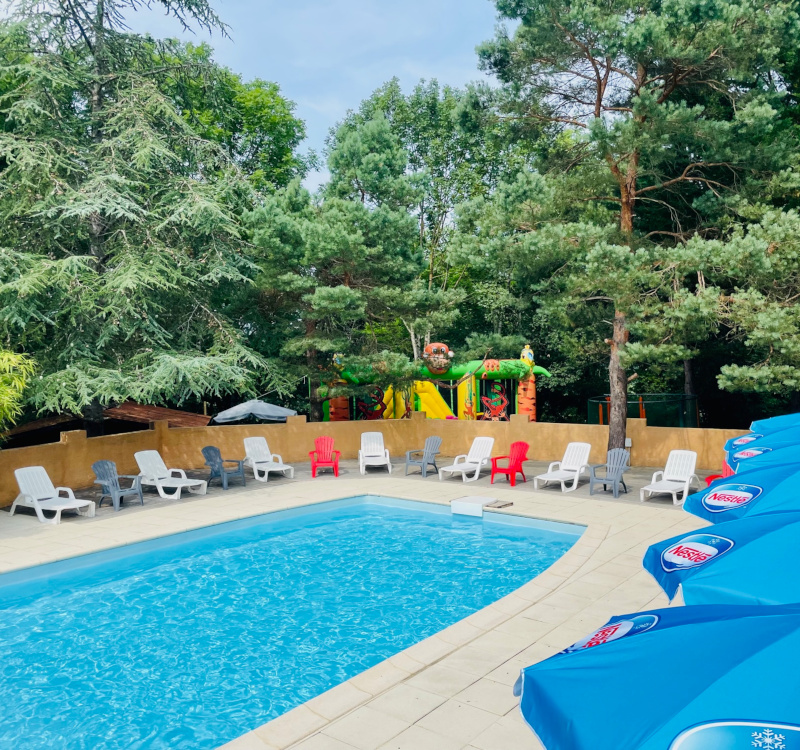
[0,496,582,749]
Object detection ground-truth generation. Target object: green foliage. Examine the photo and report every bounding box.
[0,351,35,429]
[246,119,423,417]
[0,0,304,418]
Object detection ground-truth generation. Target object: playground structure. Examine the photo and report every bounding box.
[324,344,551,422]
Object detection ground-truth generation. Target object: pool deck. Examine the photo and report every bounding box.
[0,459,709,750]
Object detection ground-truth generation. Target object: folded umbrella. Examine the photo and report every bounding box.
[684,463,800,522]
[643,512,800,605]
[515,603,800,750]
[212,399,297,423]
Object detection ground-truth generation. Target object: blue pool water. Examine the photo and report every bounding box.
[0,496,582,749]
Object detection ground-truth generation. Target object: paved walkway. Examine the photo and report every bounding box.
[0,459,710,750]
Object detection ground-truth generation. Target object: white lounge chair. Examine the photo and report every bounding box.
[534,442,592,492]
[359,432,392,475]
[439,437,495,483]
[640,450,698,505]
[243,437,294,482]
[135,450,207,500]
[10,466,95,524]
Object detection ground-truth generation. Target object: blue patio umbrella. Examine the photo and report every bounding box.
[515,603,800,750]
[724,413,800,455]
[643,512,800,605]
[732,443,800,472]
[751,411,800,433]
[721,425,800,455]
[684,463,800,522]
[683,463,800,524]
[726,428,800,470]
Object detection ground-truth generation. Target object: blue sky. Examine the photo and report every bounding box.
[127,0,502,187]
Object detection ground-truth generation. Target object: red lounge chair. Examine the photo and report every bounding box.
[310,436,340,478]
[490,441,530,487]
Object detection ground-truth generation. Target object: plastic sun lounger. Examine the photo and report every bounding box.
[533,442,592,492]
[439,437,495,483]
[358,432,392,475]
[243,437,294,482]
[640,450,699,505]
[11,466,96,524]
[134,450,207,500]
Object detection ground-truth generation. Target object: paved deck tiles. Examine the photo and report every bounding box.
[0,458,708,750]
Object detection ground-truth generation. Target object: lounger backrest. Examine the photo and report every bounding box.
[509,441,530,466]
[135,450,169,480]
[315,435,335,461]
[92,460,121,492]
[423,435,442,460]
[663,450,697,481]
[14,466,56,500]
[562,442,591,472]
[361,432,385,457]
[466,437,494,463]
[244,437,271,463]
[201,446,223,473]
[605,448,630,478]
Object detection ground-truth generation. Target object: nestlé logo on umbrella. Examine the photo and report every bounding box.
[702,483,763,513]
[661,534,735,572]
[562,614,659,653]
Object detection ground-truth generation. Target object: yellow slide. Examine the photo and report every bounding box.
[413,381,455,419]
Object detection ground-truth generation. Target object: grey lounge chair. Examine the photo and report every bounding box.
[202,446,246,490]
[92,460,143,511]
[405,436,442,478]
[588,448,630,498]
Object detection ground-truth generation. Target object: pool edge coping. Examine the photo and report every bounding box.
[221,511,609,750]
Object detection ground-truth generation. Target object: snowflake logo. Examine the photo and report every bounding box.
[752,728,786,749]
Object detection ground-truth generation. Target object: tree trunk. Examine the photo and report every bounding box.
[607,310,629,450]
[305,319,323,422]
[82,398,105,437]
[683,359,695,395]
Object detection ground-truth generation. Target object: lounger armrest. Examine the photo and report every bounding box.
[56,487,76,500]
[332,450,341,459]
[547,461,562,472]
[309,451,317,460]
[452,454,468,465]
[223,459,244,468]
[405,449,423,458]
[272,454,284,464]
[383,449,390,459]
[479,456,491,466]
[651,470,664,483]
[169,469,187,479]
[578,463,590,477]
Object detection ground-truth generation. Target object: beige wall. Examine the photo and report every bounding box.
[0,413,744,507]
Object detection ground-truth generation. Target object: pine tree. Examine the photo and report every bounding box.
[478,0,796,446]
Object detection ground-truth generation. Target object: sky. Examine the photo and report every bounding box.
[126,0,502,188]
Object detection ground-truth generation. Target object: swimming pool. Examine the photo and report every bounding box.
[0,495,582,749]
